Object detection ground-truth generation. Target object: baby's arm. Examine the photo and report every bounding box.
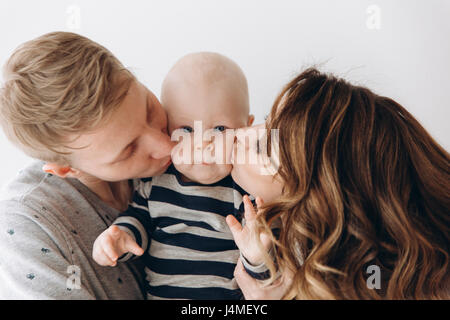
[226,195,275,280]
[93,179,154,266]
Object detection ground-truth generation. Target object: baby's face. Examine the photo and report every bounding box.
[165,84,251,184]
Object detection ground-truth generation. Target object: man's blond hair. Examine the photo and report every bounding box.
[0,32,135,164]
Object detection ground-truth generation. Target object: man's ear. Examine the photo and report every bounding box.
[42,163,79,179]
[247,114,255,126]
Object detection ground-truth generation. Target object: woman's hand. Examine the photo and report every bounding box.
[234,259,295,300]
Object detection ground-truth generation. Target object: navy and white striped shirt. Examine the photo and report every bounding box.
[114,165,269,300]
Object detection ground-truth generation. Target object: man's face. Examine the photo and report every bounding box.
[67,81,174,181]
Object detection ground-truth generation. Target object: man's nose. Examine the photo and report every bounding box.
[143,128,175,159]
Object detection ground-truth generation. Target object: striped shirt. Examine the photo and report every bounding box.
[114,164,268,300]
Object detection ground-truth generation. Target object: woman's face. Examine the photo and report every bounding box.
[230,123,284,203]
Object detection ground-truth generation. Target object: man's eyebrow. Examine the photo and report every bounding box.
[145,96,152,123]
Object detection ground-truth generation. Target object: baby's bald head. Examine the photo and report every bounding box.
[161,52,250,123]
[161,52,254,185]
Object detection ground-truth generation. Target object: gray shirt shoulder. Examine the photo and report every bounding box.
[0,161,145,299]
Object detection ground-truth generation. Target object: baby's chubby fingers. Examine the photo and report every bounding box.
[108,225,122,240]
[122,236,145,256]
[92,238,117,266]
[226,214,242,234]
[97,247,117,267]
[93,225,123,265]
[226,214,244,244]
[104,225,128,260]
[255,196,264,211]
[101,235,120,264]
[243,195,260,234]
[243,195,257,222]
[254,197,272,249]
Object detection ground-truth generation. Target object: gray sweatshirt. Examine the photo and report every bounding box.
[0,161,146,299]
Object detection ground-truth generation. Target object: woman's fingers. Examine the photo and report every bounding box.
[234,259,295,300]
[234,259,260,299]
[280,267,295,292]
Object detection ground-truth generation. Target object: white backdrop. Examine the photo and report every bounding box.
[0,0,449,188]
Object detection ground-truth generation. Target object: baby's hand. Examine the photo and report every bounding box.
[226,195,272,266]
[92,225,144,267]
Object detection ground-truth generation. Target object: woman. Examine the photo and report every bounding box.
[230,68,449,299]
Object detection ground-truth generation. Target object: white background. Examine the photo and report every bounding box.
[0,0,449,188]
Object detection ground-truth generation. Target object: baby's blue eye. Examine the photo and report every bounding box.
[181,126,193,133]
[214,125,226,132]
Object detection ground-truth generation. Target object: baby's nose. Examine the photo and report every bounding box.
[194,138,212,151]
[204,143,214,152]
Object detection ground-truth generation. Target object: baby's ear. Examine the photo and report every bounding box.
[247,114,255,126]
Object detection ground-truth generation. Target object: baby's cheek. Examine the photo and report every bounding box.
[213,163,233,180]
[172,163,191,177]
[190,164,233,184]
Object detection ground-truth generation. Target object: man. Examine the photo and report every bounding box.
[0,32,174,299]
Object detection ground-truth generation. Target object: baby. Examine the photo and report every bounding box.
[93,52,269,300]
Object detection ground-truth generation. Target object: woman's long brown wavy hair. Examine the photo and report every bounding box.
[259,68,450,299]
